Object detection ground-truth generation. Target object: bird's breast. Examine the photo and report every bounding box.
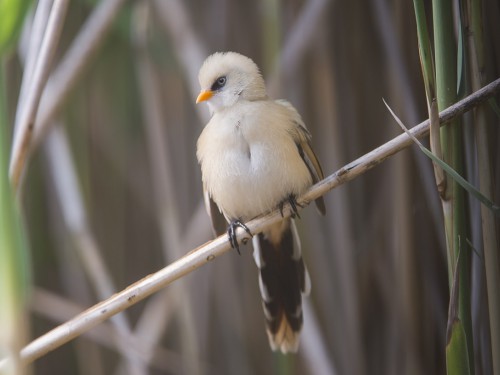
[197,113,311,221]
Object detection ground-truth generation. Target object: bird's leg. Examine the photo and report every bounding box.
[227,219,253,255]
[279,194,303,219]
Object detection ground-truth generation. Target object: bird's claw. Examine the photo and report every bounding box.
[228,220,253,254]
[279,194,302,219]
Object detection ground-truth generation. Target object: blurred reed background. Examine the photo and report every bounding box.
[1,0,499,374]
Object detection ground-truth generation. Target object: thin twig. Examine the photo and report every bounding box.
[1,77,499,369]
[9,0,69,189]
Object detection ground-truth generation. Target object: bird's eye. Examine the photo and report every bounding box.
[211,76,226,91]
[217,77,226,86]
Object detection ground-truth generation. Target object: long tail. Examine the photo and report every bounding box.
[252,218,311,353]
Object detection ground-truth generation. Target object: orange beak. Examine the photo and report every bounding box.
[196,90,213,103]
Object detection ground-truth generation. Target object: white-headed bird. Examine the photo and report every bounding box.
[196,52,325,353]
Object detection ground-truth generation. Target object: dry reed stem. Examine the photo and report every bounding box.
[32,0,128,148]
[301,300,338,375]
[44,127,148,375]
[126,4,200,373]
[30,289,196,374]
[9,0,69,189]
[152,0,208,122]
[267,0,331,95]
[15,0,53,124]
[302,78,500,207]
[373,0,444,242]
[1,77,498,369]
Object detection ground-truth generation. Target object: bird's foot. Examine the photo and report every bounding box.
[227,219,253,255]
[279,194,303,219]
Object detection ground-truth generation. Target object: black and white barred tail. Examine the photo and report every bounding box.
[252,218,311,353]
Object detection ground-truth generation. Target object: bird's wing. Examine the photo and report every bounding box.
[296,136,326,215]
[204,187,228,237]
[276,100,326,215]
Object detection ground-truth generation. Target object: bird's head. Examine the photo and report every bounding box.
[196,52,267,113]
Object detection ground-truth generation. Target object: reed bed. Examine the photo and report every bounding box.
[1,1,499,374]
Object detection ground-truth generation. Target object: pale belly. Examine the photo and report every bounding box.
[202,140,312,221]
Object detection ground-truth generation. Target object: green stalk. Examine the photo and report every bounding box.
[447,253,471,375]
[432,0,473,374]
[413,0,436,100]
[0,0,32,56]
[0,60,30,374]
[0,1,33,371]
[465,0,500,373]
[413,0,445,204]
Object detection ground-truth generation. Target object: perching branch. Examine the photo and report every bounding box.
[297,77,500,208]
[1,77,499,369]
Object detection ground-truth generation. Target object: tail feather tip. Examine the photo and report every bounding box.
[267,317,301,354]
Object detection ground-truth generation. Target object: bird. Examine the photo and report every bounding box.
[195,51,325,354]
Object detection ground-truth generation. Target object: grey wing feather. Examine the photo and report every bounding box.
[204,188,228,237]
[276,100,326,215]
[297,139,326,215]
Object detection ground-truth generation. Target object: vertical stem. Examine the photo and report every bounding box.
[0,59,29,375]
[466,0,500,373]
[432,0,473,373]
[413,0,445,200]
[261,0,281,75]
[413,0,436,100]
[9,0,69,190]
